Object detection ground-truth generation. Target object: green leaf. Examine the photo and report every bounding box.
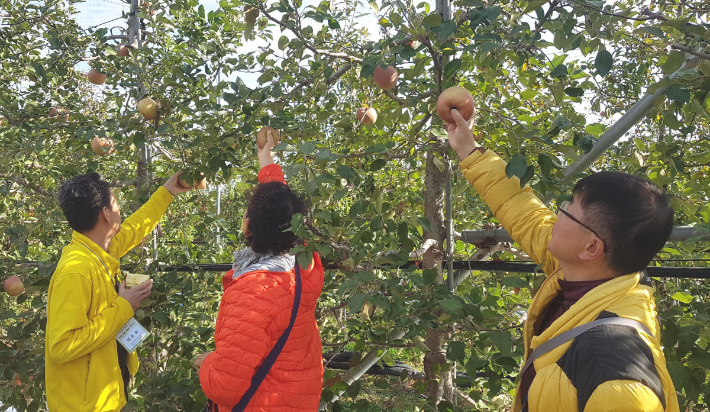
[506,153,528,179]
[671,291,693,304]
[638,26,665,37]
[440,298,464,313]
[440,21,457,39]
[524,0,549,14]
[422,13,442,27]
[663,51,685,74]
[298,140,317,154]
[490,329,513,355]
[370,158,386,171]
[443,59,462,79]
[595,50,613,77]
[348,293,367,312]
[446,341,466,363]
[422,268,438,285]
[550,63,568,77]
[521,90,537,100]
[417,216,432,232]
[666,86,690,105]
[486,5,501,21]
[502,277,528,288]
[564,87,584,97]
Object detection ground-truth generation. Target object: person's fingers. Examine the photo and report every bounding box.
[118,281,126,293]
[451,109,469,130]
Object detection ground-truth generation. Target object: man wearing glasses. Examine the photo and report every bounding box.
[446,108,679,412]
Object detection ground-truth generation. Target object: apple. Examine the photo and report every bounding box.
[373,65,398,90]
[137,97,158,120]
[256,126,281,149]
[91,136,114,155]
[116,44,130,57]
[355,107,377,125]
[178,172,208,189]
[87,69,107,85]
[48,106,69,122]
[436,86,475,124]
[4,276,24,296]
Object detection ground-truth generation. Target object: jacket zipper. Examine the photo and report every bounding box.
[84,357,90,403]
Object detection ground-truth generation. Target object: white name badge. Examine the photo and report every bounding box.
[116,318,150,353]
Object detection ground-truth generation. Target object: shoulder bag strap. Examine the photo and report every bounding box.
[231,261,303,412]
[520,317,654,376]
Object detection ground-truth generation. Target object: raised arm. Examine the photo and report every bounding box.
[447,109,559,275]
[110,171,194,258]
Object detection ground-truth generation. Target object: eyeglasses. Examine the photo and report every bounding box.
[557,201,609,254]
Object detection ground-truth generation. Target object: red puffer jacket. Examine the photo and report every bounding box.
[199,164,325,411]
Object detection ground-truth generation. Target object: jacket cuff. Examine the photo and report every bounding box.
[460,148,494,172]
[258,164,286,184]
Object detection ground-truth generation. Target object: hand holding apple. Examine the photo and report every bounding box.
[447,109,479,161]
[164,171,200,195]
[257,128,277,168]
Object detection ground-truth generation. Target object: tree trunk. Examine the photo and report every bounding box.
[422,147,453,402]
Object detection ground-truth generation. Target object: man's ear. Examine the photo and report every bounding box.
[99,206,110,223]
[579,236,605,262]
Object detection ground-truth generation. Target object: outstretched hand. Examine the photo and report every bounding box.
[163,171,194,195]
[446,109,478,161]
[257,130,276,168]
[194,351,212,369]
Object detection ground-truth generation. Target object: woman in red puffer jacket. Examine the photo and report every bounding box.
[194,131,324,412]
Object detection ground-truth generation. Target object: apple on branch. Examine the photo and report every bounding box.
[4,276,24,297]
[138,97,159,120]
[373,65,398,90]
[356,107,377,125]
[87,69,107,85]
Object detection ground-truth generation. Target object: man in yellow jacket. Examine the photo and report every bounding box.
[446,109,679,412]
[45,171,194,412]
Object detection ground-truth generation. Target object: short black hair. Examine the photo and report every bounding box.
[57,173,113,233]
[245,181,306,255]
[573,171,673,275]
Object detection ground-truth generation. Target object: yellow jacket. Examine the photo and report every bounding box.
[45,187,173,412]
[460,151,679,412]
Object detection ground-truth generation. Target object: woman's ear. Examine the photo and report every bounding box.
[242,216,252,238]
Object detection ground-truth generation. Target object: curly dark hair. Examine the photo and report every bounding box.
[57,173,113,233]
[245,181,306,255]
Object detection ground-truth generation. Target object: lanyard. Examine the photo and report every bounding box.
[77,241,119,289]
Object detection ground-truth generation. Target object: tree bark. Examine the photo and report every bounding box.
[422,147,453,402]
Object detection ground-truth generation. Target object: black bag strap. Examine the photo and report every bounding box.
[230,261,302,412]
[520,317,654,376]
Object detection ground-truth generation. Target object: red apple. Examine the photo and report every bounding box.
[4,276,24,296]
[116,44,130,57]
[87,69,107,85]
[436,86,475,124]
[373,65,398,90]
[356,107,377,125]
[91,136,114,155]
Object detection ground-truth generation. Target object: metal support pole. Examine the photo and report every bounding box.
[445,164,455,292]
[542,59,693,203]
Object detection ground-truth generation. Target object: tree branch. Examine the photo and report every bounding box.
[566,0,653,22]
[0,174,49,196]
[670,44,710,60]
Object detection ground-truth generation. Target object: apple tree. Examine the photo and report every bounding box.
[2,0,710,410]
